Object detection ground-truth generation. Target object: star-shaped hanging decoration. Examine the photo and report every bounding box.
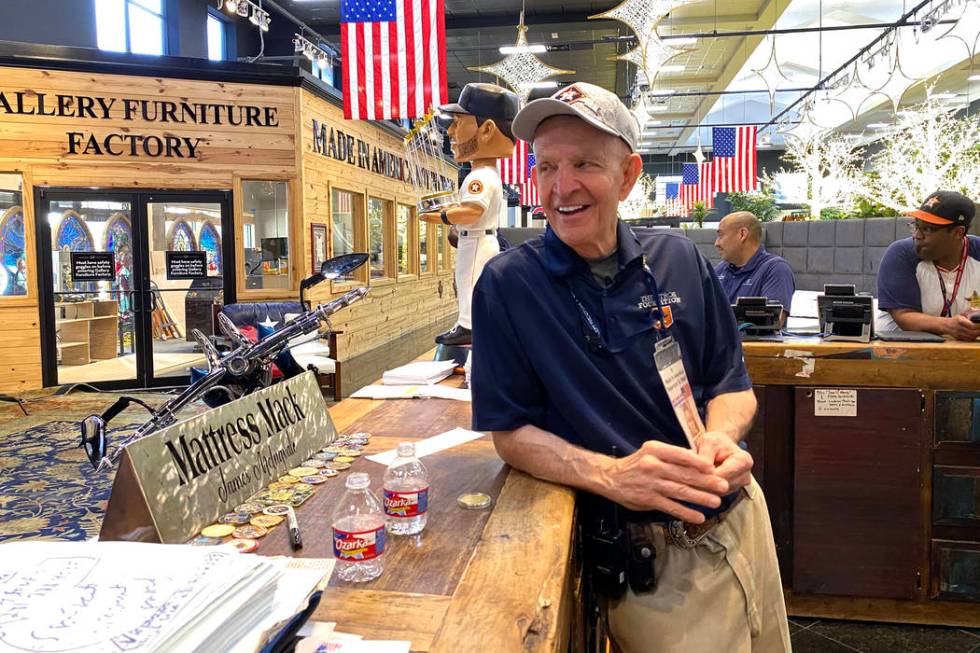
[856,59,914,114]
[779,107,827,145]
[808,88,857,129]
[693,143,706,164]
[618,33,695,85]
[751,36,793,112]
[590,0,694,50]
[468,15,574,102]
[935,0,980,61]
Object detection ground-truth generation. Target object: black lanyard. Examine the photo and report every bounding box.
[936,239,968,318]
[567,254,670,353]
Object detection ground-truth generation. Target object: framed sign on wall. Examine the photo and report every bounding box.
[311,223,328,274]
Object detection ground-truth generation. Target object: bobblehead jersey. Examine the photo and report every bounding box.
[455,165,504,330]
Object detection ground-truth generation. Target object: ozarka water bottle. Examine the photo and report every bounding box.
[331,472,386,582]
[383,442,429,535]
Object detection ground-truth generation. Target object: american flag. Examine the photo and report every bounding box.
[681,162,714,208]
[521,152,539,207]
[712,126,758,193]
[663,181,686,216]
[340,0,447,120]
[498,139,539,207]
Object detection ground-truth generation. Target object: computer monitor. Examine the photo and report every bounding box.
[817,284,874,341]
[733,296,783,338]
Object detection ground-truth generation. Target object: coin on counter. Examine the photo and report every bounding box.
[277,475,300,484]
[232,524,268,539]
[263,504,292,516]
[326,461,351,471]
[301,475,327,485]
[291,482,314,492]
[332,456,355,465]
[249,490,273,502]
[235,502,265,514]
[289,467,319,477]
[338,449,363,457]
[301,459,327,469]
[270,490,295,502]
[321,446,344,454]
[251,514,284,528]
[226,538,258,553]
[315,451,338,461]
[201,523,235,538]
[318,468,339,478]
[218,512,252,526]
[457,492,493,510]
[288,493,313,507]
[189,535,223,546]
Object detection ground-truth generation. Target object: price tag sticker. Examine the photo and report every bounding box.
[654,336,704,449]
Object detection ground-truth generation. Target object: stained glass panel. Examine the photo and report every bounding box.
[169,221,196,251]
[199,222,222,273]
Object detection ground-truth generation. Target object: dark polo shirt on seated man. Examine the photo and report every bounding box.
[713,211,796,324]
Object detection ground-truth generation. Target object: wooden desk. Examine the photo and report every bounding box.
[742,338,980,627]
[258,375,578,652]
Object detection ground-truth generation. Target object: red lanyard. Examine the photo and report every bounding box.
[936,239,968,318]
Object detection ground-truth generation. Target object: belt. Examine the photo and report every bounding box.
[659,490,746,549]
[459,229,495,237]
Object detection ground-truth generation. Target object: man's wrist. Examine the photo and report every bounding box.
[440,209,450,225]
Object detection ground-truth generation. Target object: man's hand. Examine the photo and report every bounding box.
[419,211,442,224]
[697,431,753,491]
[944,314,980,341]
[604,440,731,523]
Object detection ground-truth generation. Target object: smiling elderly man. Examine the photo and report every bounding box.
[469,82,790,652]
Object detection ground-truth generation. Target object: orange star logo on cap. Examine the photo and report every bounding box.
[924,196,941,208]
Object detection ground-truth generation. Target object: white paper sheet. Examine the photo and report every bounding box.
[349,385,471,402]
[366,427,486,465]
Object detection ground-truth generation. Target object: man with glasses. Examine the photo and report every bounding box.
[877,191,980,340]
[470,82,789,652]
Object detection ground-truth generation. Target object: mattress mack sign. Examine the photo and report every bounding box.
[312,118,454,193]
[0,90,280,158]
[119,372,336,543]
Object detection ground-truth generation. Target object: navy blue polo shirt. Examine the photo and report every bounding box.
[714,246,796,314]
[471,221,751,517]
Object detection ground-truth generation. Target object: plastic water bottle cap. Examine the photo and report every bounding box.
[346,472,371,490]
[396,442,416,458]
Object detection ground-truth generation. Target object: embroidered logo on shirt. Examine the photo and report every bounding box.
[638,292,682,310]
[468,180,484,194]
[968,290,980,309]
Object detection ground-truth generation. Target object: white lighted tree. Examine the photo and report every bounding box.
[776,132,865,218]
[867,95,980,212]
[620,173,656,220]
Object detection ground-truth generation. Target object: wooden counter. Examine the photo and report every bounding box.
[742,337,980,627]
[257,375,578,652]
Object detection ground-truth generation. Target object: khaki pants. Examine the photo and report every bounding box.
[606,477,791,653]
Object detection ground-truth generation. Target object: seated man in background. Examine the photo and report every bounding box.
[714,211,795,326]
[877,190,980,340]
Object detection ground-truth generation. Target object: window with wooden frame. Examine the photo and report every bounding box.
[242,180,291,291]
[419,222,431,275]
[436,224,446,271]
[396,204,416,277]
[330,187,367,286]
[0,173,26,298]
[367,197,394,281]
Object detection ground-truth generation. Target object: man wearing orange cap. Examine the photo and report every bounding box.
[877,190,980,340]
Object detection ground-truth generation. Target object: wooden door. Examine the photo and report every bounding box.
[793,387,925,599]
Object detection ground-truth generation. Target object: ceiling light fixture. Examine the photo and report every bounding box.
[499,44,547,54]
[293,33,333,68]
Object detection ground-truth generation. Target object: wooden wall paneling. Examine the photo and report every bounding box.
[793,387,925,599]
[746,385,795,585]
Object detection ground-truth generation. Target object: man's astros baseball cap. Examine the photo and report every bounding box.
[908,190,975,227]
[512,82,639,152]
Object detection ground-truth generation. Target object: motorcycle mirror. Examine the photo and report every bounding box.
[320,253,369,280]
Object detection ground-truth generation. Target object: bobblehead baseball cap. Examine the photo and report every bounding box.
[908,190,975,226]
[439,83,520,120]
[512,82,640,152]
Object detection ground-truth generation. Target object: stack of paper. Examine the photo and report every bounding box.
[382,360,456,385]
[0,540,331,653]
[350,384,471,402]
